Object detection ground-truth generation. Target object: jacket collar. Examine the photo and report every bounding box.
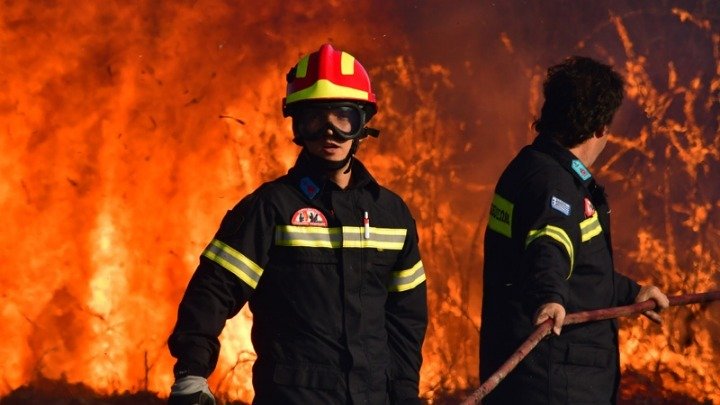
[288,149,380,200]
[532,134,595,188]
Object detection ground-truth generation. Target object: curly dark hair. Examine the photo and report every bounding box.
[533,56,624,148]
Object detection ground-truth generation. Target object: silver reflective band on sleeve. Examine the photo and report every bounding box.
[275,225,407,250]
[202,239,264,289]
[389,260,426,292]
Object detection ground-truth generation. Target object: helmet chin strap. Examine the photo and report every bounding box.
[343,138,361,174]
[302,139,359,174]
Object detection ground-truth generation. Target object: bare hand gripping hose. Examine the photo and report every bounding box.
[461,291,720,405]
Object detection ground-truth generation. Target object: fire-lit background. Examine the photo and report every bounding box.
[1,1,718,404]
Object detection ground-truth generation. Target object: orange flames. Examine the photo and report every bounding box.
[1,2,718,404]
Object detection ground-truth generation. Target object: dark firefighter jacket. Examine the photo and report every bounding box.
[480,135,640,404]
[169,151,428,405]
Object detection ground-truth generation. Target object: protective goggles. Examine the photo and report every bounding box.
[291,102,369,141]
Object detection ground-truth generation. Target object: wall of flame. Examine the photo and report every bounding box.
[1,1,718,403]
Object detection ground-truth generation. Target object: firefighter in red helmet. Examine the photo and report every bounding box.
[168,44,428,405]
[283,43,380,172]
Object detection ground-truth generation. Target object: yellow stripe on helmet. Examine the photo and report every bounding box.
[295,55,310,78]
[340,52,355,75]
[285,79,370,104]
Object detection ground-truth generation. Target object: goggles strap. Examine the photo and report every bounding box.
[364,127,380,138]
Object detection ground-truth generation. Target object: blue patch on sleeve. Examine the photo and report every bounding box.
[551,196,572,216]
[571,159,592,180]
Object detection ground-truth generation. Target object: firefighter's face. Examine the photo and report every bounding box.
[303,129,354,163]
[586,126,609,167]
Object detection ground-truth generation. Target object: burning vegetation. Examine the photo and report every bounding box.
[1,1,718,403]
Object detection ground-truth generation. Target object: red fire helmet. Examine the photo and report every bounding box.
[283,43,377,118]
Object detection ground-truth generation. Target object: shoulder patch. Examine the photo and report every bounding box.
[488,193,514,238]
[571,159,592,180]
[299,176,320,199]
[551,196,571,216]
[291,207,328,226]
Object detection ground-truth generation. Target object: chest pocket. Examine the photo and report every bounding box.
[273,224,405,276]
[562,344,616,404]
[365,248,399,285]
[362,226,406,270]
[369,249,399,266]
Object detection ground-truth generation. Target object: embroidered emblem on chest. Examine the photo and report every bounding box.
[551,196,571,216]
[291,207,328,226]
[571,159,592,181]
[584,197,596,218]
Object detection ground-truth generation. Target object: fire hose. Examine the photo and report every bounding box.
[461,290,720,405]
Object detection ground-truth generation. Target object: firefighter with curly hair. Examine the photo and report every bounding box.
[480,56,668,404]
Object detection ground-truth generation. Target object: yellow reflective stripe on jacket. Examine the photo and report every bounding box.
[276,225,343,248]
[275,225,407,250]
[488,193,514,238]
[389,260,426,292]
[580,212,602,242]
[202,239,264,289]
[525,225,575,279]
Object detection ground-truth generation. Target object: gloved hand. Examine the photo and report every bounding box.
[168,375,216,405]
